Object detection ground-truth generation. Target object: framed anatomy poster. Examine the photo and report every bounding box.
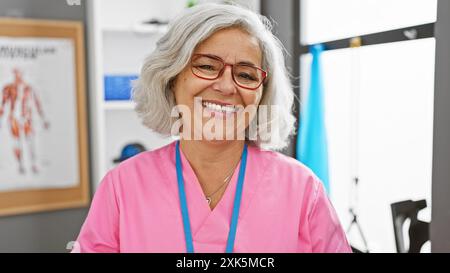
[0,18,89,216]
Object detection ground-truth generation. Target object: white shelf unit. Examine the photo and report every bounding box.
[86,0,260,191]
[86,0,182,191]
[102,24,169,34]
[103,101,135,111]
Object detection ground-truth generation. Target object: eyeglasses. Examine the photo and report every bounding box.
[190,54,268,90]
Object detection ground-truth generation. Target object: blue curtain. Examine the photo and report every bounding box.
[296,44,330,193]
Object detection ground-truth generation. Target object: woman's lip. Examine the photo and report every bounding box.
[201,99,236,106]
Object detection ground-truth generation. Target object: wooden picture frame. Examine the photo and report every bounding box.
[0,18,89,216]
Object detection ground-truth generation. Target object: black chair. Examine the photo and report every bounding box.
[390,199,430,253]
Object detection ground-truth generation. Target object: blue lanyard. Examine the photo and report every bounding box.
[175,141,248,253]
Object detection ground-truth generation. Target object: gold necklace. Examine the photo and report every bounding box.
[205,166,236,205]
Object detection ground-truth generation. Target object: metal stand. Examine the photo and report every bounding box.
[347,177,370,253]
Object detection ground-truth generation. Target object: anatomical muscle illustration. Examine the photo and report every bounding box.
[0,68,50,174]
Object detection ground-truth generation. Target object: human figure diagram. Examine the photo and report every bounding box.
[0,68,50,174]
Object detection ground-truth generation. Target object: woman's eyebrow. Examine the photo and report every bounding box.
[198,52,259,67]
[234,56,259,67]
[236,60,258,67]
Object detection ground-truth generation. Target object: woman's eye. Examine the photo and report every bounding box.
[198,65,215,70]
[238,73,257,81]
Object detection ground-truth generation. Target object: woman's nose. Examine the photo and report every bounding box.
[213,65,237,95]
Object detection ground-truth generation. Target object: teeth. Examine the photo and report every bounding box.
[202,101,237,113]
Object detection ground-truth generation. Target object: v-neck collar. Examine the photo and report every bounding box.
[178,142,241,215]
[166,141,269,245]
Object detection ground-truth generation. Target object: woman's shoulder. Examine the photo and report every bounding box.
[249,144,324,194]
[102,141,177,186]
[115,141,175,169]
[250,144,316,176]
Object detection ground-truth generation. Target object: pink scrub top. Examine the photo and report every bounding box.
[73,141,352,253]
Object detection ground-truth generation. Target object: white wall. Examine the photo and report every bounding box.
[301,0,437,44]
[300,0,436,252]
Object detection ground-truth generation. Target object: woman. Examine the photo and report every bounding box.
[74,3,351,253]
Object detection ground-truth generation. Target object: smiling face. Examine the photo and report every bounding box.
[173,27,264,142]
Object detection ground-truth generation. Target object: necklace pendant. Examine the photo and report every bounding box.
[206,197,211,205]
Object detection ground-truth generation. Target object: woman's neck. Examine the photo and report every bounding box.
[179,139,245,174]
[179,139,245,205]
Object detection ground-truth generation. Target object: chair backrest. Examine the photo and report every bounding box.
[390,199,430,253]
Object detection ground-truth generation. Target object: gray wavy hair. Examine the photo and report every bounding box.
[132,2,296,150]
